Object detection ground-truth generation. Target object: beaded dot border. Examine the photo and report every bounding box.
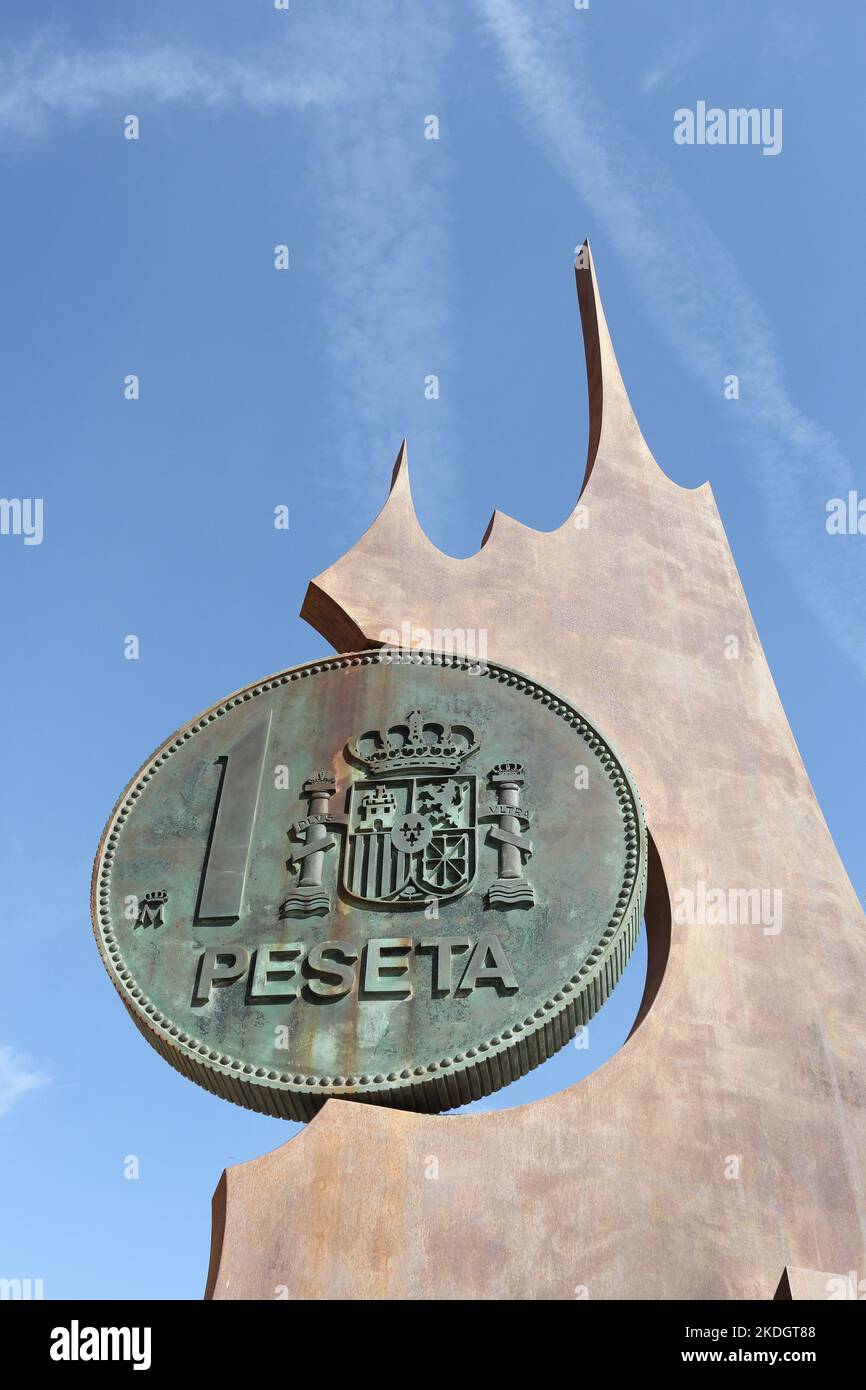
[92,649,647,1111]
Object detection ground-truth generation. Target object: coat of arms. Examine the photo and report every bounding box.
[281,707,536,916]
[344,710,479,905]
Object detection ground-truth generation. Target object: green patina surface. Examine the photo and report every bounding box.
[92,650,647,1119]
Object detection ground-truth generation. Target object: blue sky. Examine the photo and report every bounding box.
[1,0,864,1299]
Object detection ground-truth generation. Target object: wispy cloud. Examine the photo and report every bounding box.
[477,0,866,680]
[0,12,459,531]
[0,31,343,137]
[639,26,705,95]
[0,1044,49,1117]
[304,7,458,531]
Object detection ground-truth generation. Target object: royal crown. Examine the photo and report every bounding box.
[303,770,336,794]
[489,761,525,784]
[349,709,480,775]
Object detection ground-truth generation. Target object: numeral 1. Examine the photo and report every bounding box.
[197,711,272,921]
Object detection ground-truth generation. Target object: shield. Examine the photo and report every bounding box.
[343,774,477,906]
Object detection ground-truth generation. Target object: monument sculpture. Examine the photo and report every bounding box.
[92,243,866,1300]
